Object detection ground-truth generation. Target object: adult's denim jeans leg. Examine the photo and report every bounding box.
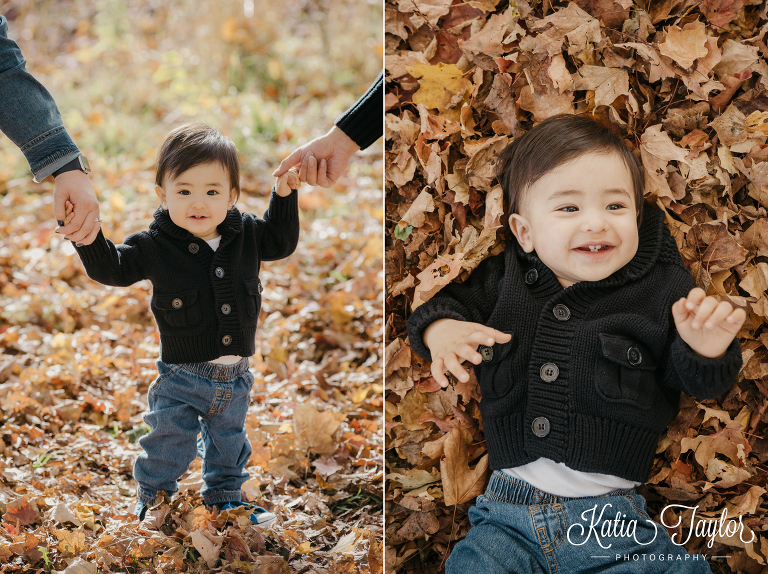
[199,369,254,505]
[133,362,199,505]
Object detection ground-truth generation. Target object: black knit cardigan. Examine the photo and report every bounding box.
[407,207,742,482]
[74,191,299,364]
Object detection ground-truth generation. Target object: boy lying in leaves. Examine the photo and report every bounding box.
[407,114,744,573]
[72,123,300,525]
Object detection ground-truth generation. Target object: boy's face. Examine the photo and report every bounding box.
[508,151,639,289]
[156,162,237,241]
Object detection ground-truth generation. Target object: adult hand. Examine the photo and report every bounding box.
[53,170,101,245]
[423,318,512,387]
[272,126,360,188]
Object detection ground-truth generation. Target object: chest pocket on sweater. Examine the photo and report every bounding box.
[153,289,201,328]
[595,333,657,410]
[476,332,515,399]
[244,278,263,317]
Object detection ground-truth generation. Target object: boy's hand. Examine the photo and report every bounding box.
[672,288,746,359]
[274,168,300,197]
[423,318,512,387]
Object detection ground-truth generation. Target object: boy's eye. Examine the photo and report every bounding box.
[178,189,190,195]
[207,190,219,195]
[558,206,578,212]
[607,203,626,210]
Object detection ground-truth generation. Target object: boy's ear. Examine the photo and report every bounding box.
[155,185,167,208]
[509,213,534,253]
[229,188,237,208]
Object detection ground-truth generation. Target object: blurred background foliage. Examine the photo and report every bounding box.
[0,0,381,186]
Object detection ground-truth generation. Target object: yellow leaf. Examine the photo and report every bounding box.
[406,63,472,112]
[295,540,316,554]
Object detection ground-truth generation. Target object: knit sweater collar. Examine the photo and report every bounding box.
[513,207,665,293]
[150,206,244,243]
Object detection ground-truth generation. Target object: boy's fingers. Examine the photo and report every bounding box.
[443,354,468,383]
[691,297,719,329]
[704,302,734,329]
[685,287,707,310]
[727,308,747,329]
[466,331,497,347]
[456,343,482,365]
[430,359,449,388]
[671,298,690,324]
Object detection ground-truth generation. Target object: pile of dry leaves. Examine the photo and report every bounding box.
[385,0,768,572]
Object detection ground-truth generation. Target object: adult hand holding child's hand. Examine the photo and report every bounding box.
[423,318,511,387]
[672,287,746,359]
[275,168,300,197]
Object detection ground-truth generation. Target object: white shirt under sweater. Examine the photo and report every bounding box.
[503,458,639,497]
[204,236,244,366]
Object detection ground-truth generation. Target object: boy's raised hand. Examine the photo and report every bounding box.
[423,318,511,387]
[672,287,746,359]
[274,167,300,197]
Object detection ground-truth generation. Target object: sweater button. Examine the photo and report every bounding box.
[172,298,183,309]
[188,243,199,254]
[525,269,538,285]
[627,346,642,366]
[553,304,570,321]
[532,417,550,437]
[540,363,559,382]
[215,267,225,278]
[221,303,231,315]
[222,335,232,346]
[479,345,493,362]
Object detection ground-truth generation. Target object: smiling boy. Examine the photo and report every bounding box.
[75,123,300,525]
[407,114,744,573]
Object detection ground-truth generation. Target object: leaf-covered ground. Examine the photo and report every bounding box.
[0,1,383,572]
[385,1,767,572]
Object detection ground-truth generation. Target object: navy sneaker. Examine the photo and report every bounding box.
[213,501,277,527]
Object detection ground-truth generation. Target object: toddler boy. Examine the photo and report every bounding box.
[407,114,744,573]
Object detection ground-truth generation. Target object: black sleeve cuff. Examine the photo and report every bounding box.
[334,71,383,150]
[72,229,112,264]
[671,335,742,399]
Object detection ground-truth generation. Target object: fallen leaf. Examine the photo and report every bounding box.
[659,22,709,69]
[441,425,488,506]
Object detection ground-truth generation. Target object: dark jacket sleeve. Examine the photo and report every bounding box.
[406,254,505,362]
[73,230,148,287]
[334,71,383,150]
[249,189,300,261]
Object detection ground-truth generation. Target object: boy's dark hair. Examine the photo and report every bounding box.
[496,114,645,229]
[155,123,240,201]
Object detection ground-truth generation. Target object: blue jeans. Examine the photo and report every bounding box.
[446,471,712,574]
[134,359,254,506]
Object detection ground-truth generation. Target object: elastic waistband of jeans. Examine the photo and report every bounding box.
[485,471,635,505]
[175,358,250,381]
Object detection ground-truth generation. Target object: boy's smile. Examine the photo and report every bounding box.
[508,152,639,288]
[156,162,236,241]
